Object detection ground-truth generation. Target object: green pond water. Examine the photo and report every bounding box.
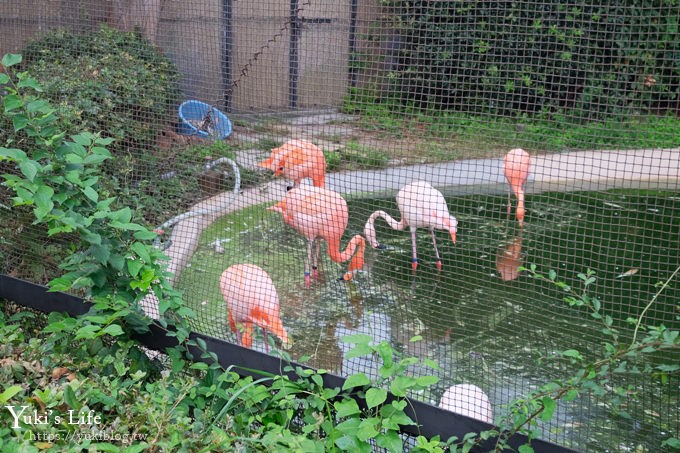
[176,188,679,452]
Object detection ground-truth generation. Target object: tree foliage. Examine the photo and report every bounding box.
[357,0,679,120]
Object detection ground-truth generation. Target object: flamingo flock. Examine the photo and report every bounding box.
[219,140,531,423]
[219,141,531,419]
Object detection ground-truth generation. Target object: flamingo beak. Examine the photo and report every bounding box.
[251,304,291,350]
[274,160,285,176]
[268,201,285,215]
[345,236,366,279]
[257,156,275,170]
[272,320,292,349]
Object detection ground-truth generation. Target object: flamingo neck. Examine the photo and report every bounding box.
[313,172,326,187]
[364,210,406,247]
[516,190,526,226]
[325,235,361,263]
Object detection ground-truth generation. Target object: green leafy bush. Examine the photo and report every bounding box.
[16,25,180,160]
[351,0,679,120]
[4,26,197,228]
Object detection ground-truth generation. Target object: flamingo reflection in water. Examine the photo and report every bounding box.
[495,233,524,281]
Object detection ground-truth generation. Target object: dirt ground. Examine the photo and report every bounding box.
[227,110,506,168]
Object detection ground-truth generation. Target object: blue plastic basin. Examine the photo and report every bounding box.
[178,100,232,139]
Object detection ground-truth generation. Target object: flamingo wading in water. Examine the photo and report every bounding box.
[364,181,457,271]
[503,148,531,227]
[257,139,326,189]
[269,186,366,287]
[219,264,290,351]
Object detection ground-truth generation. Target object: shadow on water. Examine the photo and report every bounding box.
[177,188,679,452]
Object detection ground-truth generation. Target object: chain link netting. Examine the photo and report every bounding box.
[1,1,678,451]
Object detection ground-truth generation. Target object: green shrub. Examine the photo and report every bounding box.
[17,25,180,160]
[350,1,680,120]
[8,26,189,227]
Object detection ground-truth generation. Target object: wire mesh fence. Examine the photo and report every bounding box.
[1,0,679,451]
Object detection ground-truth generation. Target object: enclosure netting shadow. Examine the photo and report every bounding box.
[1,0,678,451]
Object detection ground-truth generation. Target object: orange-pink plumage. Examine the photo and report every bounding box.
[503,148,531,227]
[220,264,289,350]
[269,186,365,287]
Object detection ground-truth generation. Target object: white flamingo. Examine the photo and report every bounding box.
[364,181,457,270]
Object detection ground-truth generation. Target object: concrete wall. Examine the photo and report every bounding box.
[227,0,351,111]
[0,1,106,55]
[0,0,358,112]
[229,0,291,111]
[160,0,225,107]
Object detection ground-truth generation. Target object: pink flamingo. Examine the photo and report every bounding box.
[257,139,326,189]
[219,264,290,351]
[364,181,457,271]
[439,384,493,424]
[269,186,366,287]
[503,148,531,227]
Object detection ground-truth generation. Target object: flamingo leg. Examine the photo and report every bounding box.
[507,190,512,216]
[262,327,270,353]
[430,228,442,270]
[312,240,321,279]
[410,227,419,271]
[305,238,314,287]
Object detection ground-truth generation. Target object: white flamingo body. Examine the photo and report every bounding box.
[439,384,493,424]
[364,181,457,270]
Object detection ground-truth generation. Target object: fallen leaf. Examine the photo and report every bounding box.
[616,268,639,278]
[52,367,70,380]
[29,396,46,412]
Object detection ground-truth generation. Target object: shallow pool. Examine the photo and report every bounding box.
[177,188,679,451]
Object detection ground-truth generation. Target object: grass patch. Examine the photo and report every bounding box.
[325,140,391,171]
[339,101,680,162]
